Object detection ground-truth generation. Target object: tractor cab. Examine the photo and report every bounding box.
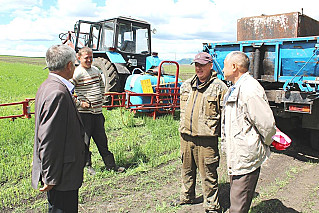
[60,16,161,94]
[67,17,157,72]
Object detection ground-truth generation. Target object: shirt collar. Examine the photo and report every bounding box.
[191,71,216,89]
[229,72,249,94]
[49,73,74,94]
[224,72,249,103]
[234,72,249,87]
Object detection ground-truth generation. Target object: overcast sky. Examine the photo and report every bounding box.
[0,0,318,60]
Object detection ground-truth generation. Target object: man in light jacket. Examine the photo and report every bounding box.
[221,51,276,213]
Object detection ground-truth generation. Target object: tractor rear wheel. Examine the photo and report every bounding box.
[92,57,120,105]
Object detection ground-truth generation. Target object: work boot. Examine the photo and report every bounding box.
[102,153,125,173]
[85,152,96,175]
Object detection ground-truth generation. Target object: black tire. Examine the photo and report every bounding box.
[92,57,120,92]
[92,57,120,105]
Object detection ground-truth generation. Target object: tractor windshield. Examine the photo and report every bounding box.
[100,20,115,50]
[117,22,149,54]
[73,21,100,51]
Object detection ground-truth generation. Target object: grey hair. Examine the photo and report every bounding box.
[225,51,250,71]
[45,45,76,71]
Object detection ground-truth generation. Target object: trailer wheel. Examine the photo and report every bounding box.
[92,57,120,105]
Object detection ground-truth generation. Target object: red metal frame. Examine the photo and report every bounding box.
[119,60,180,119]
[0,98,35,120]
[1,61,180,120]
[102,92,126,108]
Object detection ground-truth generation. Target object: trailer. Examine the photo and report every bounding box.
[203,12,319,150]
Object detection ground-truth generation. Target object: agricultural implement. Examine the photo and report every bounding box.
[0,61,181,120]
[104,60,181,119]
[0,98,35,120]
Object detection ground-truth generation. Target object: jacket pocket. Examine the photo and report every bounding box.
[232,113,244,138]
[205,96,218,117]
[204,155,220,175]
[205,155,220,165]
[180,95,188,111]
[64,154,75,163]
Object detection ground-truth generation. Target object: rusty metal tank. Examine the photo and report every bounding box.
[237,12,319,41]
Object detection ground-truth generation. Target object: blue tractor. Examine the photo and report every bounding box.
[59,16,161,103]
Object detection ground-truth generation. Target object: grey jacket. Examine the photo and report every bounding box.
[32,75,86,191]
[221,72,276,176]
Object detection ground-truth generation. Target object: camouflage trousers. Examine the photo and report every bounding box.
[180,133,220,211]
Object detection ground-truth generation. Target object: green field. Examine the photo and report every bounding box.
[2,57,318,213]
[0,58,195,212]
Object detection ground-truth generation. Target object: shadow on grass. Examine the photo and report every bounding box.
[132,110,181,121]
[218,185,300,213]
[250,199,300,213]
[119,147,150,169]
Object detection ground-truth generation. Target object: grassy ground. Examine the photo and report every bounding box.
[0,58,193,212]
[0,60,45,210]
[2,56,318,213]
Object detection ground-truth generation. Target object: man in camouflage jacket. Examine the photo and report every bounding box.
[177,52,228,213]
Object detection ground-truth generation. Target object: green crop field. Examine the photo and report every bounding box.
[0,60,47,211]
[2,56,317,213]
[0,57,195,212]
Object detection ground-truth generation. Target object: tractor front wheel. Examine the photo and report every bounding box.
[92,57,120,105]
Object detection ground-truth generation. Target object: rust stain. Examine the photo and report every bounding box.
[237,12,319,41]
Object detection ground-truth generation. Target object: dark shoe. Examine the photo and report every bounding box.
[205,209,221,213]
[102,153,126,173]
[112,166,126,173]
[86,166,96,175]
[170,199,194,206]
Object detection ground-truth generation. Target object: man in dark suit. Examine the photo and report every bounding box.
[31,45,86,212]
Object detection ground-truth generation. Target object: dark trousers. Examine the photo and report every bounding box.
[79,113,112,161]
[47,189,78,213]
[229,167,260,213]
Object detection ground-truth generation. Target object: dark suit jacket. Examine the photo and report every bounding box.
[32,74,86,191]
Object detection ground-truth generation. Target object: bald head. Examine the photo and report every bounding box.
[225,51,250,73]
[223,51,250,83]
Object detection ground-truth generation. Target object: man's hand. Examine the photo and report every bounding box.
[81,101,90,108]
[39,184,54,192]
